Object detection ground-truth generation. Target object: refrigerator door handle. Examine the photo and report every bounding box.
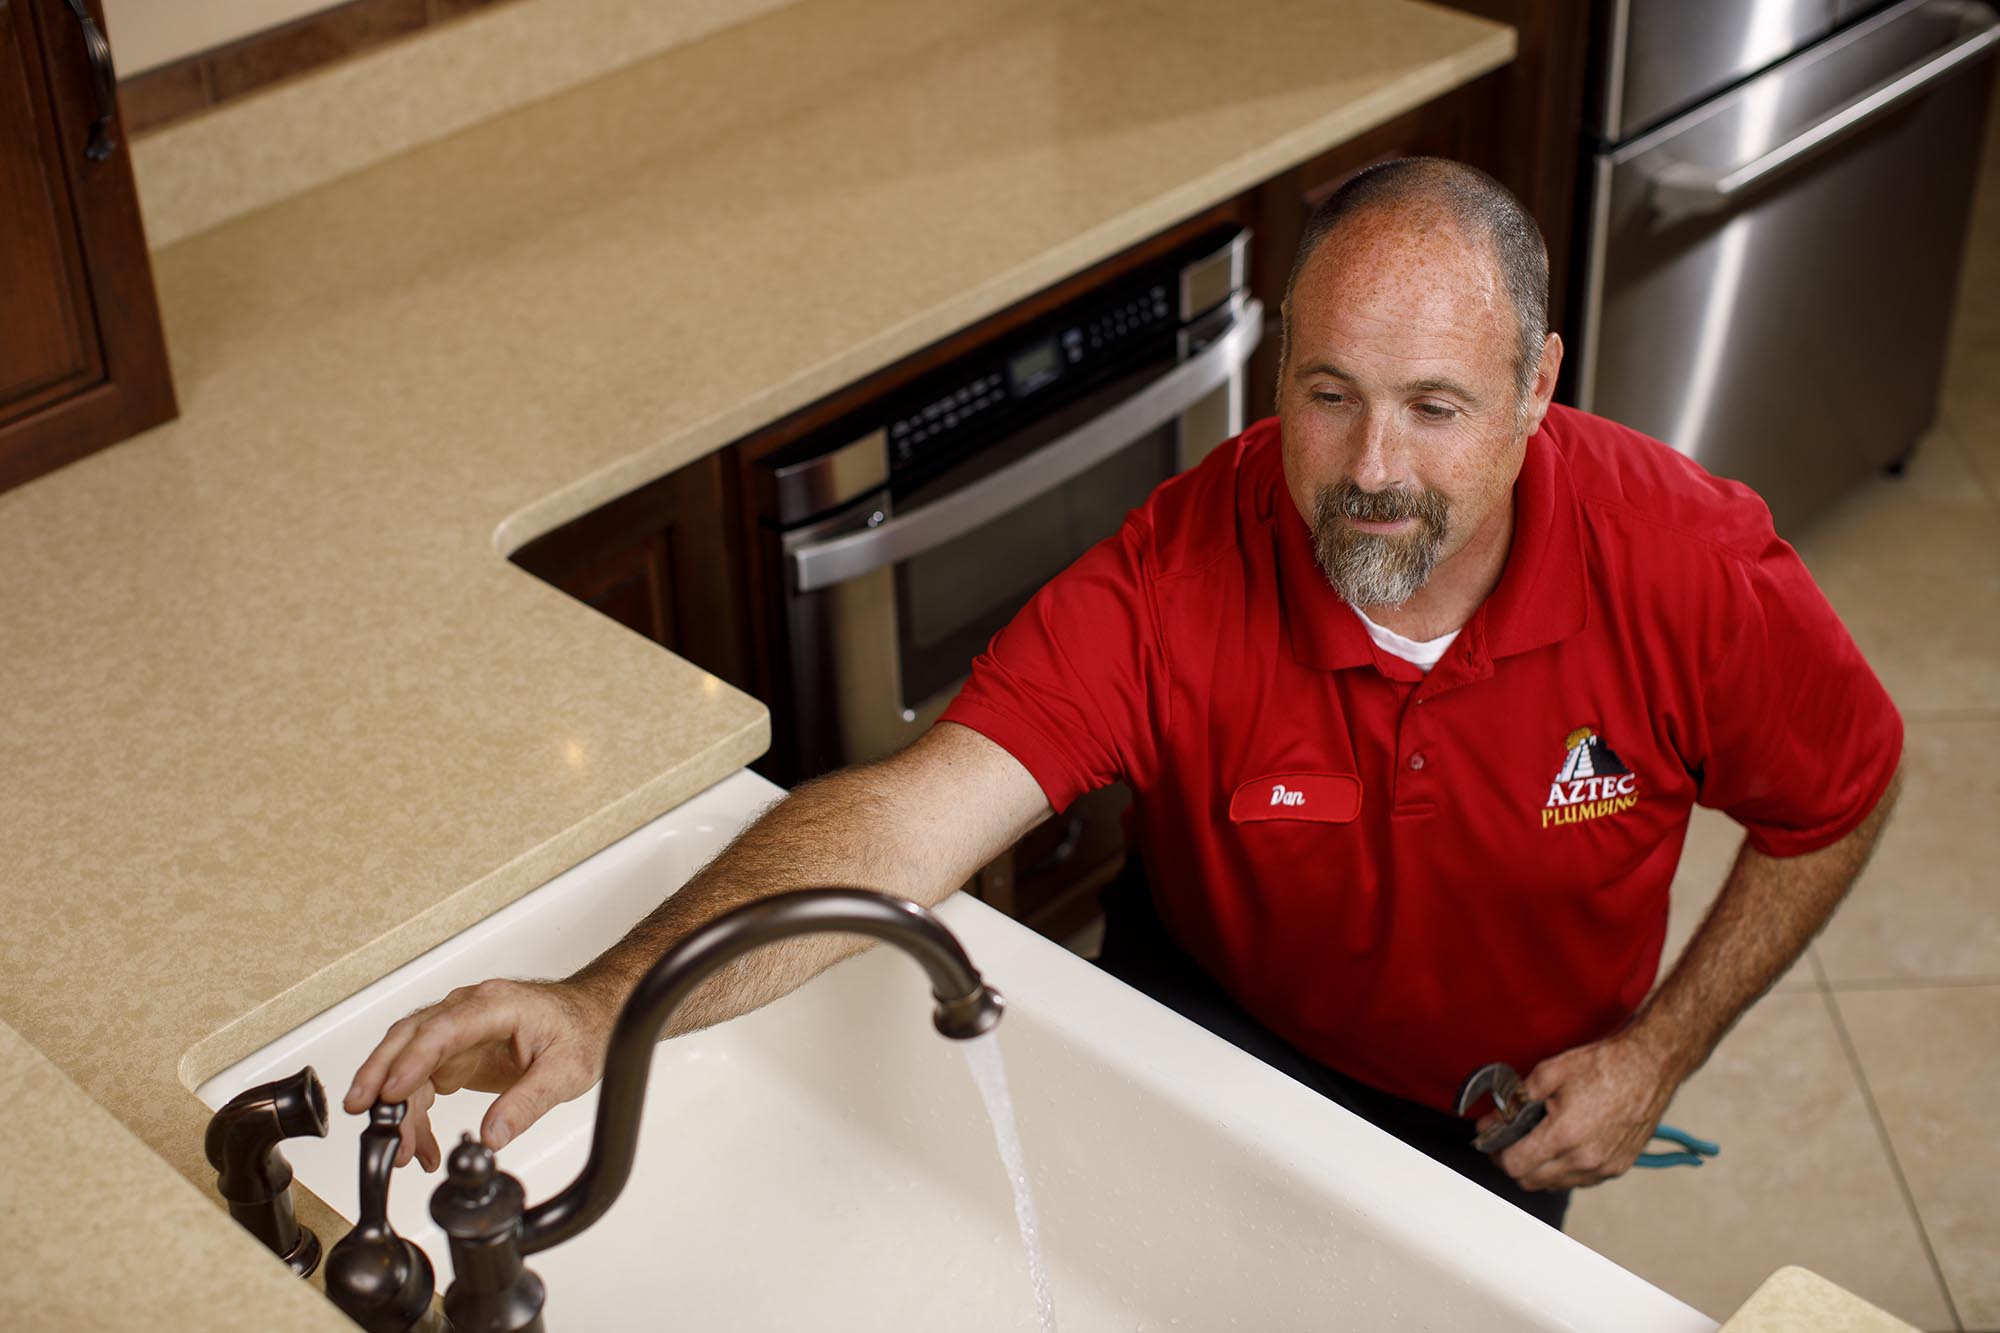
[1646,0,1999,223]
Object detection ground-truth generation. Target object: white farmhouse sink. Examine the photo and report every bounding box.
[198,769,1714,1332]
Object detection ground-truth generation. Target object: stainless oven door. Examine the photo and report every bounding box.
[778,295,1262,776]
[1575,0,1998,533]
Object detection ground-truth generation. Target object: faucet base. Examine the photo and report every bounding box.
[278,1223,322,1279]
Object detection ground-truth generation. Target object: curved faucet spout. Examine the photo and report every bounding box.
[518,888,1003,1256]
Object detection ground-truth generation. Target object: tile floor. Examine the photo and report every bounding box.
[1564,91,2000,1332]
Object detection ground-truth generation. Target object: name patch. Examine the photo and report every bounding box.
[1229,773,1362,824]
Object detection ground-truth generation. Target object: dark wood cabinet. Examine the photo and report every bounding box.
[510,451,752,690]
[1,0,174,495]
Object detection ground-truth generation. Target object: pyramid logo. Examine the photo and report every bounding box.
[1542,725,1641,828]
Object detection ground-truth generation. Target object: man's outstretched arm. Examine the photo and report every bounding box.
[344,722,1051,1167]
[1496,768,1901,1190]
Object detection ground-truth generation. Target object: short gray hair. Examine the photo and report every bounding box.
[1280,158,1549,400]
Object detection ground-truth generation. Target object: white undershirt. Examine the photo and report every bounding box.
[1352,606,1460,673]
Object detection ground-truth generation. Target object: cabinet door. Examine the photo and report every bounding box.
[0,0,174,493]
[0,0,100,422]
[510,452,750,688]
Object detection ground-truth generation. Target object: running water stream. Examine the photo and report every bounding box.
[960,1031,1059,1332]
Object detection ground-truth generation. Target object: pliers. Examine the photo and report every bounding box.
[1454,1061,1720,1169]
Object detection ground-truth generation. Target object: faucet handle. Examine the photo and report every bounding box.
[325,1101,437,1333]
[431,1135,545,1333]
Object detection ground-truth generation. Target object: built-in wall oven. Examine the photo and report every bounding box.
[1570,0,1998,533]
[753,226,1259,787]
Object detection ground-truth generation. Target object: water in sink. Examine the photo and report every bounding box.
[962,1031,1057,1331]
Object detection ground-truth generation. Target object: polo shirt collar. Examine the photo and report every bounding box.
[1276,424,1589,674]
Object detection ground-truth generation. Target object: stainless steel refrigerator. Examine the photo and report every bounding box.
[1570,0,1999,533]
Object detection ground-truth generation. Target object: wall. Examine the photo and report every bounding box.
[104,0,336,74]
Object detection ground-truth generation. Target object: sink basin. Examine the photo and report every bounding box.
[198,768,1715,1332]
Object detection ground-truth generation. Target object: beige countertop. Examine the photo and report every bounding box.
[1719,1268,1921,1332]
[0,0,1513,1324]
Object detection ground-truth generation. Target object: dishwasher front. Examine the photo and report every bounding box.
[1573,0,1999,534]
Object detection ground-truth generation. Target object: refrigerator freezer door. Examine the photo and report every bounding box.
[1592,0,1841,142]
[1576,0,1997,533]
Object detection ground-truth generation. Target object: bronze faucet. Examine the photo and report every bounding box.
[204,1065,331,1277]
[429,888,1004,1333]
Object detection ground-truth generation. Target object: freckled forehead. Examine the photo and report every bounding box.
[1291,205,1513,362]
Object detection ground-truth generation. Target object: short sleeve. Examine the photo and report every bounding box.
[1693,535,1902,856]
[938,516,1168,814]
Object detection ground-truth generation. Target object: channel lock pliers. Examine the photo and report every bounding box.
[1454,1061,1721,1169]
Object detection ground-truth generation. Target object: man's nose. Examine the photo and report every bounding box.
[1347,411,1402,491]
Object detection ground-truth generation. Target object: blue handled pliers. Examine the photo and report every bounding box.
[1455,1061,1721,1169]
[1635,1122,1721,1168]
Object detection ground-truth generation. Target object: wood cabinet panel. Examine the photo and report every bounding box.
[0,0,99,416]
[510,451,749,688]
[0,0,175,495]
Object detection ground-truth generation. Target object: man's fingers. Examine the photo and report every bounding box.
[1522,1051,1581,1102]
[1496,1106,1574,1182]
[414,1108,442,1173]
[480,1052,588,1151]
[345,1010,426,1113]
[1514,1133,1625,1191]
[377,993,537,1103]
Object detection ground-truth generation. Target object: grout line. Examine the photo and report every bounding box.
[1819,985,1967,1333]
[1823,974,2000,993]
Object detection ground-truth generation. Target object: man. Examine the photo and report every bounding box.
[346,159,1901,1230]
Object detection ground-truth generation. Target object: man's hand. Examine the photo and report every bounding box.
[1482,1030,1682,1191]
[342,977,618,1172]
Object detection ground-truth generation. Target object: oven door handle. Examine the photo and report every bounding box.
[790,296,1263,593]
[1646,0,2000,224]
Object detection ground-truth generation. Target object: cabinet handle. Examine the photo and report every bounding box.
[55,0,118,162]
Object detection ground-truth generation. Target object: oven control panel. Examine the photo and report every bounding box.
[885,276,1178,475]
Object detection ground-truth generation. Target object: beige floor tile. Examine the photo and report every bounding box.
[1790,430,2000,716]
[1837,985,2000,1331]
[1566,992,1955,1329]
[1665,805,1816,995]
[1815,720,2000,985]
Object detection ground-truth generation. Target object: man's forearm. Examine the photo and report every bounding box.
[567,725,1048,1039]
[1629,771,1901,1082]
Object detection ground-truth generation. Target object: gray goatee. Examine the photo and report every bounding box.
[1310,480,1451,608]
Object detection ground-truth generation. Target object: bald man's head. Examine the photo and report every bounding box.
[1280,159,1548,402]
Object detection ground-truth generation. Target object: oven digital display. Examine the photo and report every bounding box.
[1007,338,1062,395]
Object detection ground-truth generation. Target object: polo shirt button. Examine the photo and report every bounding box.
[1409,752,1427,771]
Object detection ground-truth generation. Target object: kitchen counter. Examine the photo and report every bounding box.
[0,0,1512,1323]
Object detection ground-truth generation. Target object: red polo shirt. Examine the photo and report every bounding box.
[940,407,1901,1112]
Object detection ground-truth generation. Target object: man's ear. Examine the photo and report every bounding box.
[1523,332,1564,435]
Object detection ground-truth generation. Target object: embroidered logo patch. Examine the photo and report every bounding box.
[1541,725,1641,829]
[1230,773,1362,824]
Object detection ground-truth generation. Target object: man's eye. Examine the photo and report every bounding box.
[1415,402,1456,420]
[1312,391,1349,406]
